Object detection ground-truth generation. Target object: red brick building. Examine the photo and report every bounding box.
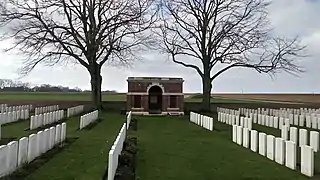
[127,77,184,115]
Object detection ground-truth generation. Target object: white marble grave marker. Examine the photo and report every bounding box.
[275,137,285,165]
[290,127,298,143]
[18,137,28,167]
[285,141,297,170]
[299,129,308,147]
[310,131,319,152]
[259,133,267,156]
[267,135,275,160]
[243,128,250,148]
[301,145,314,177]
[236,126,243,145]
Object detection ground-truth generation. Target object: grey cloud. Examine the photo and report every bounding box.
[0,0,319,93]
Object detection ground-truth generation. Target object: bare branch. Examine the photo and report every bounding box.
[0,0,159,75]
[159,0,306,80]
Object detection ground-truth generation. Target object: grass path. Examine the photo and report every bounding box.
[135,116,308,180]
[1,111,125,180]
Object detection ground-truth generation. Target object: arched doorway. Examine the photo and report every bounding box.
[148,85,163,114]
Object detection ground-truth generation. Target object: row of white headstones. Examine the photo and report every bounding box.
[107,111,132,180]
[239,107,320,117]
[219,107,320,135]
[0,122,67,178]
[67,105,84,118]
[218,107,317,177]
[220,107,320,151]
[79,110,99,130]
[239,107,320,130]
[34,105,59,115]
[0,109,30,126]
[30,110,64,130]
[0,104,32,113]
[189,112,214,131]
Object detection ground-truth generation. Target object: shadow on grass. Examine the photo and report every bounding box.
[2,119,28,127]
[0,137,17,145]
[0,137,79,180]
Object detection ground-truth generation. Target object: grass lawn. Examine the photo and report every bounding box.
[135,115,308,180]
[0,111,125,180]
[0,92,126,101]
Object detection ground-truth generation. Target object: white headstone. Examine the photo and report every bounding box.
[18,137,28,167]
[310,131,319,152]
[258,133,267,156]
[266,135,275,160]
[61,123,67,142]
[240,117,244,127]
[294,114,299,126]
[301,145,314,177]
[279,117,284,129]
[273,117,278,129]
[289,127,298,143]
[37,131,44,156]
[275,137,285,165]
[269,116,274,128]
[232,125,237,143]
[247,118,252,130]
[243,128,250,148]
[7,141,18,174]
[311,116,317,129]
[44,129,50,153]
[299,129,308,147]
[0,145,8,176]
[49,127,56,149]
[236,126,243,145]
[250,130,258,152]
[55,124,62,145]
[285,141,297,170]
[281,126,289,140]
[27,134,37,162]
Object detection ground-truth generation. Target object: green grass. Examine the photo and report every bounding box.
[135,115,308,180]
[1,111,125,180]
[0,92,126,101]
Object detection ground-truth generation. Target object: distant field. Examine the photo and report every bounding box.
[213,93,320,103]
[0,92,315,104]
[0,92,258,103]
[0,92,126,101]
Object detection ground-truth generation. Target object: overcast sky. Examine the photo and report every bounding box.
[0,0,319,93]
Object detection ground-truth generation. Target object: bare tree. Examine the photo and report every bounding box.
[0,0,158,109]
[159,0,306,111]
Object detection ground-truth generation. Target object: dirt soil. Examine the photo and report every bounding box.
[212,94,320,103]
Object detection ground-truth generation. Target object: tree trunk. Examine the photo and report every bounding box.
[90,64,103,110]
[201,66,212,112]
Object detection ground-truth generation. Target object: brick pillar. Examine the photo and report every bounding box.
[142,95,148,112]
[179,95,184,112]
[162,95,169,112]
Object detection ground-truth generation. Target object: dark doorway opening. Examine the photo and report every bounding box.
[148,86,163,114]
